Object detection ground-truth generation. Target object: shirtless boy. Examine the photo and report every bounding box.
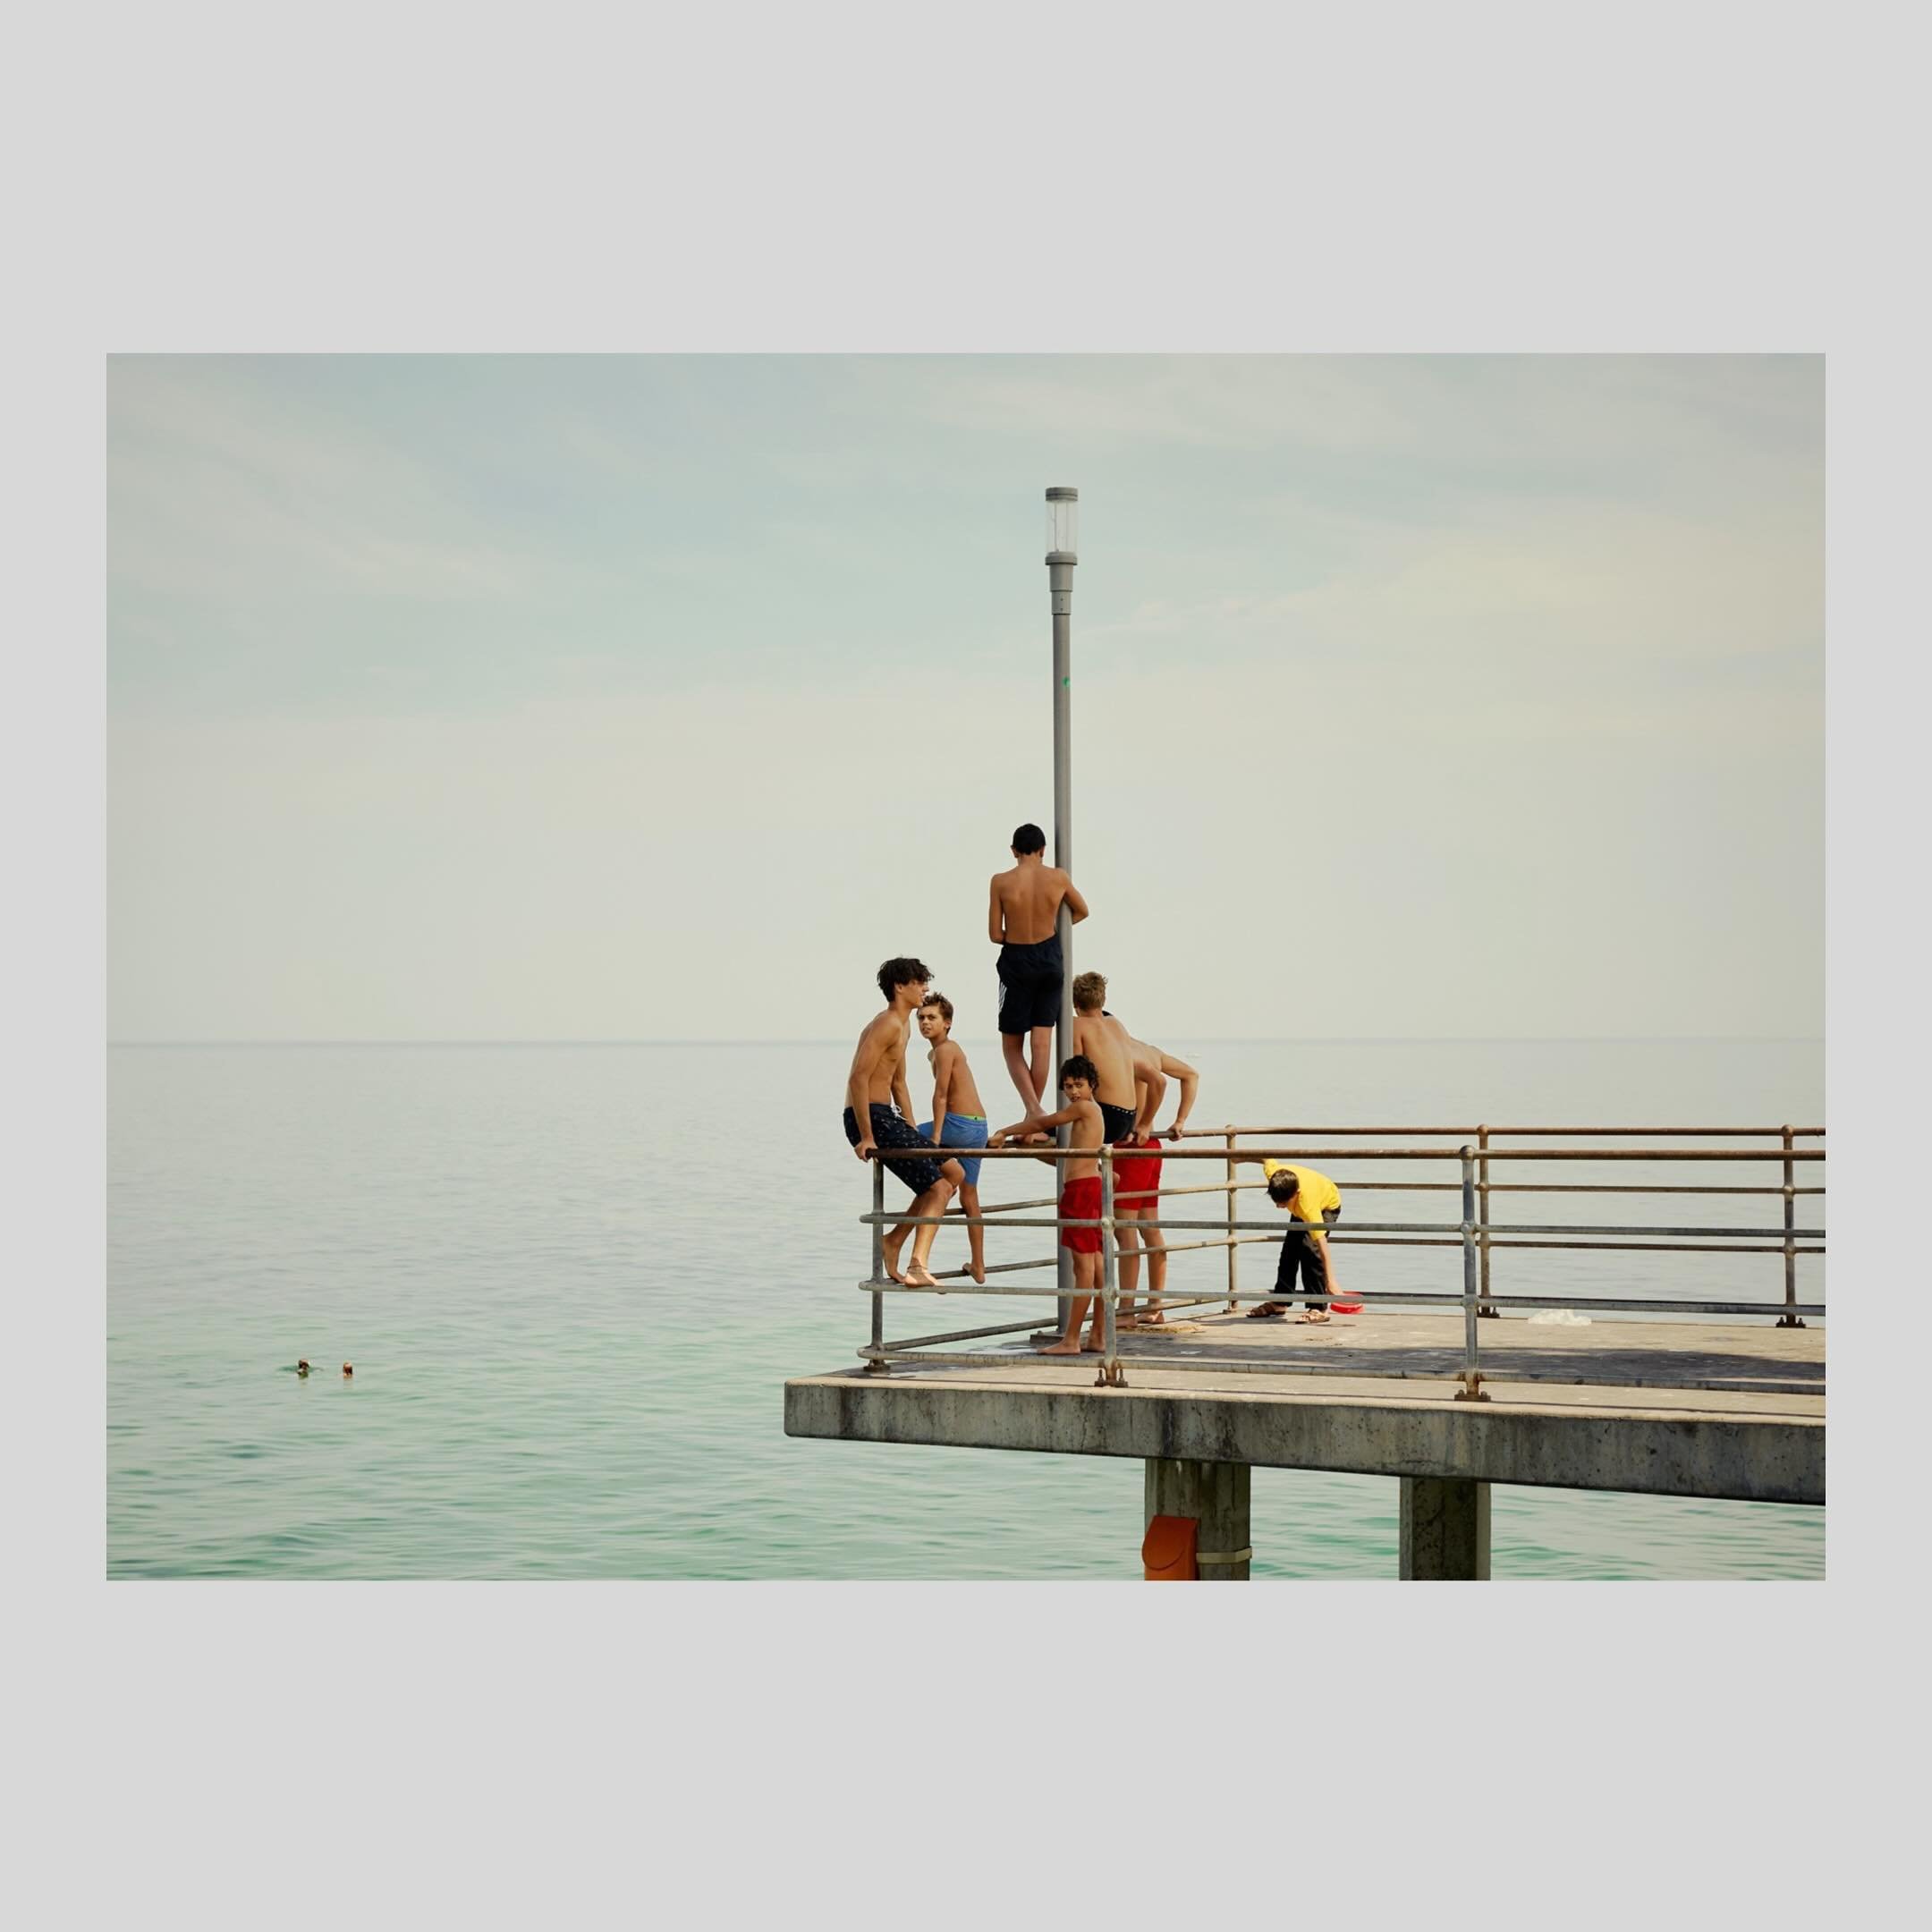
[1071,971,1157,1320]
[915,992,989,1284]
[988,823,1089,1119]
[1072,974,1201,1326]
[989,1055,1107,1356]
[1115,1033,1199,1324]
[843,956,965,1289]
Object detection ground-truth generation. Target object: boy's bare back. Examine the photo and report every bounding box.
[990,862,1080,945]
[929,1038,984,1119]
[1073,1009,1140,1109]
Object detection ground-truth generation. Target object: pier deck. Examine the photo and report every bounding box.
[784,1310,1825,1515]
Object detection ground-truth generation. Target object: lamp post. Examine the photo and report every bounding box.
[1046,487,1079,1324]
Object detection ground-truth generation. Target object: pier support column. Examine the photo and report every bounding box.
[1144,1459,1250,1580]
[1399,1477,1491,1580]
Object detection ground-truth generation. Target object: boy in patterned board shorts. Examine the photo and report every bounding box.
[843,956,965,1288]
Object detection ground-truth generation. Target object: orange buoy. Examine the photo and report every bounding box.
[1142,1514,1199,1581]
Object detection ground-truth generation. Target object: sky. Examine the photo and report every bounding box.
[106,354,1823,1043]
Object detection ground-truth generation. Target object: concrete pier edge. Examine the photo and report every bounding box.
[784,1370,1824,1508]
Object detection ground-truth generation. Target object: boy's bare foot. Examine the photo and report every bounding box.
[1038,1337,1083,1355]
[1140,1309,1167,1327]
[1081,1338,1106,1352]
[970,1259,987,1284]
[1298,1307,1332,1325]
[902,1261,939,1289]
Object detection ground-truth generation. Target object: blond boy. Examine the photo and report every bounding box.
[1071,971,1158,1323]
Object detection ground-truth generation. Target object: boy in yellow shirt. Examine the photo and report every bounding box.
[1250,1159,1353,1322]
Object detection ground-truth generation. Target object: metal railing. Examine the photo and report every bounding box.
[854,1125,1826,1398]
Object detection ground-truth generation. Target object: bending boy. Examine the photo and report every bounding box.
[843,956,965,1289]
[1249,1159,1347,1323]
[988,822,1089,1119]
[990,1055,1107,1356]
[915,991,989,1284]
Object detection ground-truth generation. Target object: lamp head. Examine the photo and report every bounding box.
[1045,486,1078,564]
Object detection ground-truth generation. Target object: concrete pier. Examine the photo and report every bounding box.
[784,1309,1824,1577]
[1146,1458,1251,1580]
[1400,1477,1491,1580]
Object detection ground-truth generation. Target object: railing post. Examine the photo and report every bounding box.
[1225,1125,1240,1311]
[1100,1146,1123,1385]
[1477,1123,1498,1318]
[1455,1145,1487,1401]
[1777,1123,1806,1328]
[866,1156,889,1373]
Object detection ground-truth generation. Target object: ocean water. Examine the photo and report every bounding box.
[106,1039,1824,1580]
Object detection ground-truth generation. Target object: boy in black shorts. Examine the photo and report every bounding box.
[1248,1160,1351,1322]
[843,956,964,1287]
[987,823,1089,1117]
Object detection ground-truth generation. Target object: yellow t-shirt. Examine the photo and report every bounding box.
[1262,1161,1342,1245]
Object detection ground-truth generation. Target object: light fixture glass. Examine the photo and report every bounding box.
[1045,487,1079,559]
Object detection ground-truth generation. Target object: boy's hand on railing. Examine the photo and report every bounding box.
[854,1135,877,1162]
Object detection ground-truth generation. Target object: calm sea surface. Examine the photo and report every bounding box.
[107,1039,1824,1580]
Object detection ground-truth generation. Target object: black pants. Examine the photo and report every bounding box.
[1274,1207,1338,1308]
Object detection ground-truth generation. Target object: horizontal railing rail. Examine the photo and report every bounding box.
[1167,1124,1826,1138]
[863,1144,1824,1160]
[854,1128,1826,1395]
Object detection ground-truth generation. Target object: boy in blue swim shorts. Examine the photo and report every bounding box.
[916,992,991,1284]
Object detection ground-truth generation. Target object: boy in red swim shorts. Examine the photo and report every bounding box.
[1118,1029,1199,1326]
[990,1055,1107,1355]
